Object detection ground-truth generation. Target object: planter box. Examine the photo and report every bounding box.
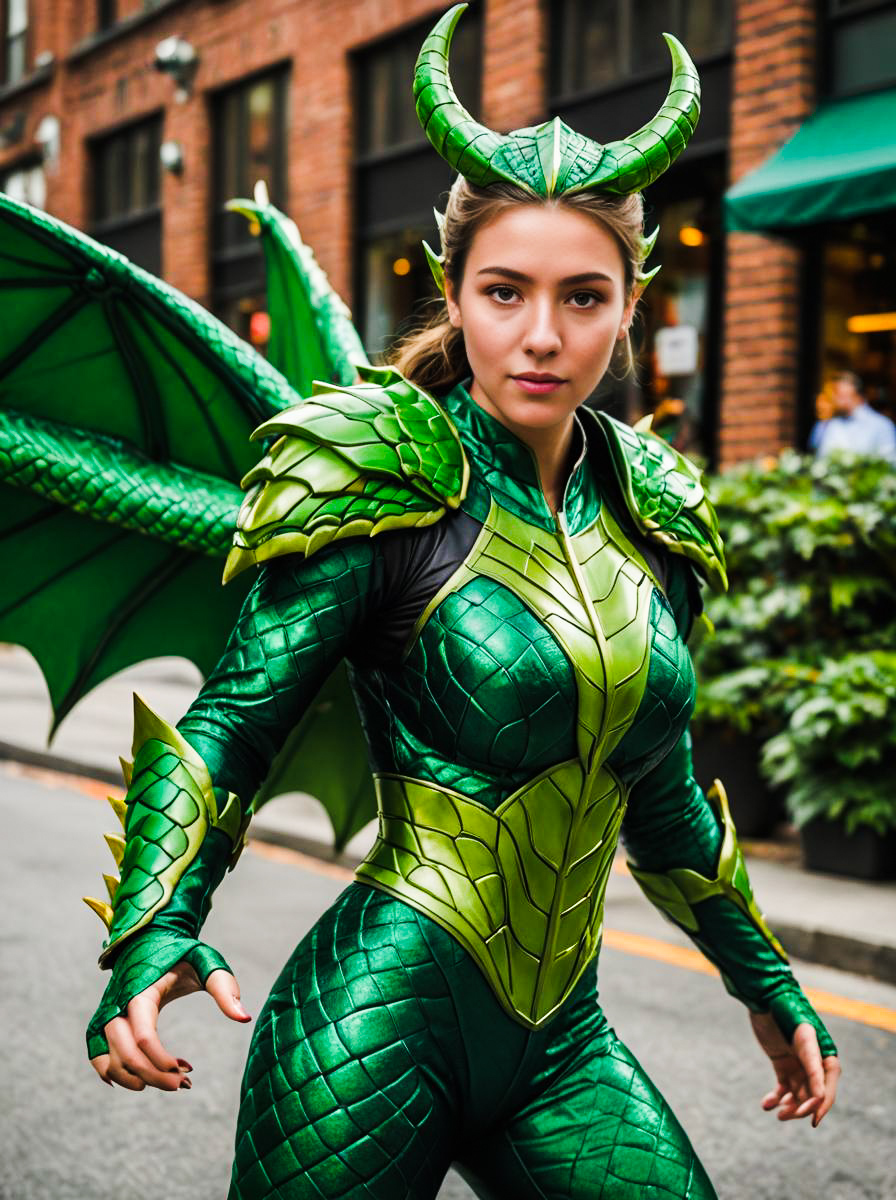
[801,818,896,881]
[690,726,783,838]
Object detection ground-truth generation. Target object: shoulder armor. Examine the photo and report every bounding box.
[224,365,469,580]
[588,410,727,593]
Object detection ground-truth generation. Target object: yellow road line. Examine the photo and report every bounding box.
[251,841,896,1035]
[602,927,715,976]
[13,761,895,1034]
[602,927,896,1034]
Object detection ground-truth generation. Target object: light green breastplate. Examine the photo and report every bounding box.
[356,497,660,1028]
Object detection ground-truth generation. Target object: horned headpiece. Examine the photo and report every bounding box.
[415,3,700,289]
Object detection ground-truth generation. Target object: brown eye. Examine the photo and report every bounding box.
[487,285,519,304]
[568,291,600,309]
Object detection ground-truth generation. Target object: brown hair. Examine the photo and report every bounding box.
[388,177,646,394]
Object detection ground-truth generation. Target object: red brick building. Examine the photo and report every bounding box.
[1,0,894,466]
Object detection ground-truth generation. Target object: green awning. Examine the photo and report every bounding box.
[725,87,896,232]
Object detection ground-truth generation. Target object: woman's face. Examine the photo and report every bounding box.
[445,204,635,437]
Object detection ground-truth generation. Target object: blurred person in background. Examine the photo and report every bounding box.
[814,372,896,463]
[807,384,834,453]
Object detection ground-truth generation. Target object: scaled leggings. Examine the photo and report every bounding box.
[230,885,717,1200]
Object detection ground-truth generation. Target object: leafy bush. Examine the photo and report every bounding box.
[692,452,896,833]
[761,653,896,834]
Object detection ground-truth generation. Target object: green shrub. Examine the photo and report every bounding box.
[761,653,896,834]
[692,451,896,833]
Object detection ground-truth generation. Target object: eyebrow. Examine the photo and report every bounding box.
[476,266,614,285]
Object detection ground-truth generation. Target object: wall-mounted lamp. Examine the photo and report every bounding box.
[159,139,185,175]
[154,36,199,102]
[34,114,60,170]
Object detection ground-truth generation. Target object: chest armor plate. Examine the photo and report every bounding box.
[356,497,659,1027]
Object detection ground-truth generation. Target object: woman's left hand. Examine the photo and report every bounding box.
[749,1011,840,1127]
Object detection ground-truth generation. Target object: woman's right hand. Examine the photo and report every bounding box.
[86,927,249,1085]
[90,959,251,1091]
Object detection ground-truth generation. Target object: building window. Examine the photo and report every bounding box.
[89,116,162,276]
[3,0,28,86]
[826,0,896,97]
[0,157,44,208]
[816,217,896,425]
[354,8,482,356]
[631,191,720,462]
[551,0,732,97]
[548,6,730,463]
[210,68,289,342]
[97,0,117,33]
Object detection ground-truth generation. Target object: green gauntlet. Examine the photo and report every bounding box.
[84,697,249,1058]
[629,780,837,1058]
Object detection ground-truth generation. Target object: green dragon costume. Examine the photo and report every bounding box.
[0,5,835,1197]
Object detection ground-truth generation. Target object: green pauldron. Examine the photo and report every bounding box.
[225,364,468,582]
[83,695,249,965]
[628,779,787,963]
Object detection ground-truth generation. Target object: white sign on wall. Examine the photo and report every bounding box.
[655,325,699,376]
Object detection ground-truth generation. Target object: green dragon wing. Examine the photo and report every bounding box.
[587,409,727,594]
[0,192,381,847]
[227,180,370,393]
[0,192,302,727]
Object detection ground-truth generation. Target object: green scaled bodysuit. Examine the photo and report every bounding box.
[87,369,835,1200]
[77,6,834,1196]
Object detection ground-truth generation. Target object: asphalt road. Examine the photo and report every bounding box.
[2,764,894,1200]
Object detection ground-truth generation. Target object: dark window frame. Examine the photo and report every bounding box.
[549,0,733,106]
[2,0,29,87]
[822,0,896,97]
[208,64,290,328]
[88,112,164,276]
[97,0,117,33]
[352,7,483,355]
[0,152,44,205]
[89,112,163,228]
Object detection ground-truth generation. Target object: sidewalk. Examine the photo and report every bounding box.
[2,645,894,985]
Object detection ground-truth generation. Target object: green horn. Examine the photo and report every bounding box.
[569,34,701,195]
[414,6,700,198]
[413,4,521,191]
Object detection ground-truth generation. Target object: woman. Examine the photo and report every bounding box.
[86,7,839,1197]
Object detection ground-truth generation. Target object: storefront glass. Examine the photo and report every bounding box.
[361,230,439,358]
[633,196,714,460]
[818,216,896,422]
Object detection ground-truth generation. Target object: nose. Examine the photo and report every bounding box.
[522,297,562,359]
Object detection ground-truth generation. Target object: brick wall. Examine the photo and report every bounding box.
[720,0,818,466]
[1,0,822,465]
[1,0,546,312]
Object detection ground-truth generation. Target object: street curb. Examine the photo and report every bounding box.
[772,921,896,989]
[0,739,122,787]
[3,741,894,988]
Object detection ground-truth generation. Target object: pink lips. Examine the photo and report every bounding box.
[512,373,567,394]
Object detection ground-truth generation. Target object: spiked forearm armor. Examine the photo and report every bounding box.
[84,695,249,965]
